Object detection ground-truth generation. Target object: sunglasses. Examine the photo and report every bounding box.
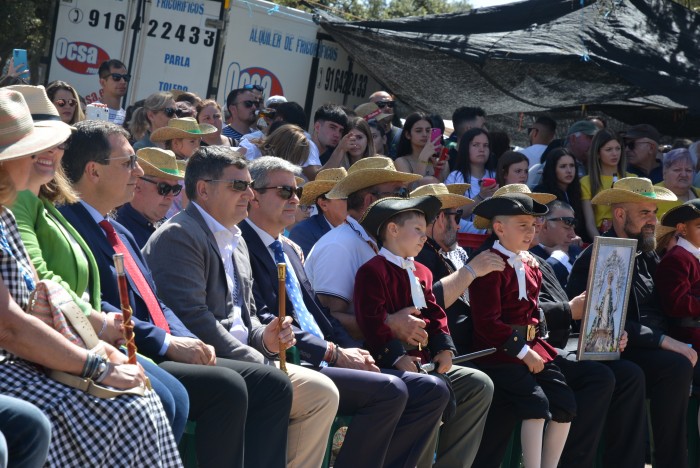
[299,204,313,212]
[371,187,410,198]
[237,100,261,109]
[54,98,77,108]
[162,107,184,118]
[256,185,303,200]
[547,216,576,227]
[625,140,652,150]
[242,84,264,92]
[108,154,138,169]
[443,209,464,224]
[140,177,182,196]
[108,73,131,82]
[205,179,255,192]
[376,100,395,109]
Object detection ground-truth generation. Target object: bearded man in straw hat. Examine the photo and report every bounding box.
[116,148,185,248]
[288,167,348,256]
[568,176,694,468]
[150,117,216,160]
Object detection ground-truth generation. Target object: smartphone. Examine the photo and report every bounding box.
[479,177,497,188]
[12,49,29,80]
[85,103,110,121]
[430,128,442,145]
[434,147,450,179]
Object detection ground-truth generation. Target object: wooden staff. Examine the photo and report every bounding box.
[113,254,138,364]
[277,262,287,374]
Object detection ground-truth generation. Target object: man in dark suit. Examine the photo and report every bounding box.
[60,120,293,468]
[242,156,452,468]
[143,146,340,467]
[288,167,347,257]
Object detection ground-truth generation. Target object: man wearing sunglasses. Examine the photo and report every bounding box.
[95,59,129,126]
[624,124,663,184]
[223,87,261,144]
[529,200,582,289]
[369,91,402,158]
[116,148,184,249]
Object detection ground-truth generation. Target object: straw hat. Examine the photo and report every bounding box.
[355,102,392,122]
[300,168,347,205]
[359,195,442,238]
[591,177,676,205]
[410,183,473,210]
[445,183,471,195]
[0,89,72,161]
[7,84,74,131]
[150,117,217,142]
[472,193,549,227]
[660,199,700,227]
[326,156,421,199]
[137,148,185,179]
[473,184,555,229]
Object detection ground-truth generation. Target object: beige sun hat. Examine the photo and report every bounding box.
[326,156,422,199]
[300,168,347,205]
[355,102,392,122]
[410,183,473,209]
[137,148,185,179]
[7,84,74,131]
[445,183,471,195]
[150,117,217,142]
[473,184,556,229]
[591,177,676,205]
[0,89,72,161]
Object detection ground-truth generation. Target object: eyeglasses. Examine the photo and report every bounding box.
[140,177,182,196]
[547,216,576,228]
[54,98,77,108]
[242,84,264,92]
[236,100,261,109]
[204,179,255,192]
[376,100,395,109]
[443,209,463,224]
[108,154,138,169]
[162,107,184,118]
[255,185,303,200]
[626,140,652,150]
[108,73,131,82]
[371,187,409,198]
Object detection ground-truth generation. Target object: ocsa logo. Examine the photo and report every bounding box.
[224,63,285,99]
[55,38,110,75]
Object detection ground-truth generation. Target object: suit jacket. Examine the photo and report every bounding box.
[288,214,332,257]
[59,202,195,359]
[240,221,359,366]
[143,204,273,363]
[529,244,581,289]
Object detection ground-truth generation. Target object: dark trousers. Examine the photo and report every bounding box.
[140,356,189,441]
[160,358,293,468]
[0,395,51,468]
[623,347,693,468]
[556,357,646,468]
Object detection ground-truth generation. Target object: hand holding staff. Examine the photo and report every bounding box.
[113,254,138,365]
[277,263,288,374]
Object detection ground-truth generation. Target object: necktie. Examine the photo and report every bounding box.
[507,254,528,301]
[270,240,324,339]
[99,220,171,332]
[400,258,428,310]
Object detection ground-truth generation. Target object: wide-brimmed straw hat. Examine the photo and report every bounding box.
[0,89,72,161]
[326,156,421,199]
[7,85,73,132]
[150,117,217,142]
[355,102,392,122]
[300,168,347,205]
[137,148,185,179]
[473,184,556,229]
[445,183,471,195]
[591,177,676,205]
[473,193,549,227]
[410,183,473,210]
[660,199,700,227]
[359,195,442,238]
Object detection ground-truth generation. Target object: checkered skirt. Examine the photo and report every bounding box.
[0,357,182,467]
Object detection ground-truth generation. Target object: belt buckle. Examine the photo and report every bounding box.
[527,325,537,341]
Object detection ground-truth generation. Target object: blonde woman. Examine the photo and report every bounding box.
[129,91,176,150]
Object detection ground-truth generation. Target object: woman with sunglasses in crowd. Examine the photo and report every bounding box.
[46,80,84,125]
[394,112,448,181]
[445,128,498,232]
[129,91,177,150]
[580,129,632,241]
[196,99,234,147]
[533,148,587,241]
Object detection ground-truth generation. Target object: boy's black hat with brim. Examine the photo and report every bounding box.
[360,195,442,238]
[661,199,700,227]
[472,192,549,222]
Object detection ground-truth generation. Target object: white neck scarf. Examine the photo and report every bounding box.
[493,240,528,301]
[676,236,700,262]
[379,247,427,309]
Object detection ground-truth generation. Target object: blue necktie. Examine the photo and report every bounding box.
[270,240,324,339]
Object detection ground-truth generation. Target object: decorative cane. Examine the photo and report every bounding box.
[113,254,138,364]
[277,262,287,374]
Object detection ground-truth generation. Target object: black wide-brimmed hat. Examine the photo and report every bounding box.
[661,199,700,227]
[472,192,549,222]
[359,195,442,238]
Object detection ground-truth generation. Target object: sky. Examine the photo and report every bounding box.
[468,0,519,8]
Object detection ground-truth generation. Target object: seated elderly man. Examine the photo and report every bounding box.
[530,200,582,289]
[144,146,340,467]
[116,148,184,248]
[289,168,347,257]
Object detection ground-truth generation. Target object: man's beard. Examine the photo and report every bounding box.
[442,221,458,250]
[624,219,656,252]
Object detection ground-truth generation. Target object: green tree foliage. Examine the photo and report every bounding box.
[0,1,52,82]
[277,0,471,20]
